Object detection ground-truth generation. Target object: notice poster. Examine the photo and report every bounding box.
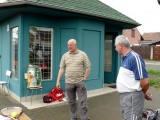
[27,65,42,87]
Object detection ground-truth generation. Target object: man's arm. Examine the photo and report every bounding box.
[140,78,149,93]
[56,68,64,88]
[84,67,90,80]
[140,78,152,100]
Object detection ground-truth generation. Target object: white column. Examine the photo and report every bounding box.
[150,46,153,60]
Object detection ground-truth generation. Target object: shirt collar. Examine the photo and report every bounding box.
[69,49,79,54]
[122,50,132,60]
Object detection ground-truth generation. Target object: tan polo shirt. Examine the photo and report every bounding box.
[60,49,91,84]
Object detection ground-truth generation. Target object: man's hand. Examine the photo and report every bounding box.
[56,81,60,89]
[56,68,64,89]
[145,90,152,101]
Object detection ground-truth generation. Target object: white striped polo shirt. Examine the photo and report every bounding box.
[60,49,91,84]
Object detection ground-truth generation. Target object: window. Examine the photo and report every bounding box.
[29,26,53,80]
[11,27,19,78]
[131,29,135,38]
[104,35,112,72]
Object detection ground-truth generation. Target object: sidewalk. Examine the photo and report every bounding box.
[20,85,117,109]
[0,86,160,120]
[0,60,159,120]
[144,59,160,64]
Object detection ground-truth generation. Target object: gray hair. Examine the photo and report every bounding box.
[115,35,130,47]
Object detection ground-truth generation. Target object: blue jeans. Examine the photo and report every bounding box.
[66,80,89,120]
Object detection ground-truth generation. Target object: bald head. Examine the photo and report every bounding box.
[68,39,77,45]
[68,39,77,53]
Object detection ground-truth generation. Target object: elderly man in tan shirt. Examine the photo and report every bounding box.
[56,39,91,120]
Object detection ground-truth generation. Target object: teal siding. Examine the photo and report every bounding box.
[83,29,100,79]
[22,14,59,96]
[55,18,105,91]
[59,28,76,89]
[79,19,104,90]
[0,15,21,96]
[60,28,76,55]
[0,13,118,98]
[1,22,11,80]
[82,30,102,90]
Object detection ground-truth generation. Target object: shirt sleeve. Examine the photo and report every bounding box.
[83,52,91,68]
[131,55,148,80]
[59,54,66,68]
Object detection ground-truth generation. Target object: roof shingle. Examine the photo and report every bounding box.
[4,0,140,26]
[143,32,160,41]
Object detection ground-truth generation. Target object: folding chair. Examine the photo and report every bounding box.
[0,70,11,95]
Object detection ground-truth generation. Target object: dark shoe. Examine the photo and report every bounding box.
[71,118,77,120]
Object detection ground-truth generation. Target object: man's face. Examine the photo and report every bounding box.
[68,42,77,53]
[115,43,123,55]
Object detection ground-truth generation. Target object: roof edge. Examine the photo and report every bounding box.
[0,1,140,26]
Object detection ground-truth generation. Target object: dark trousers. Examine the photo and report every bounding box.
[66,80,89,120]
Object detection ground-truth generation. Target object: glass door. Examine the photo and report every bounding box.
[104,33,117,83]
[0,32,1,80]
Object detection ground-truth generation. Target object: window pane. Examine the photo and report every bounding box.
[11,27,19,78]
[29,26,53,80]
[131,29,135,38]
[104,35,112,72]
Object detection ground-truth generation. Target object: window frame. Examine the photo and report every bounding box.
[104,35,112,72]
[131,29,135,38]
[11,26,19,79]
[29,26,53,81]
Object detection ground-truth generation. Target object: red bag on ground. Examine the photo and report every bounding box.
[43,95,53,103]
[43,87,64,103]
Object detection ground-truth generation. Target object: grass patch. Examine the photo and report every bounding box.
[147,68,160,76]
[150,78,160,88]
[147,68,160,89]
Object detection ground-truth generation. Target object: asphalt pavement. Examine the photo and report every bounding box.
[0,60,160,120]
[145,60,160,70]
[1,86,160,120]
